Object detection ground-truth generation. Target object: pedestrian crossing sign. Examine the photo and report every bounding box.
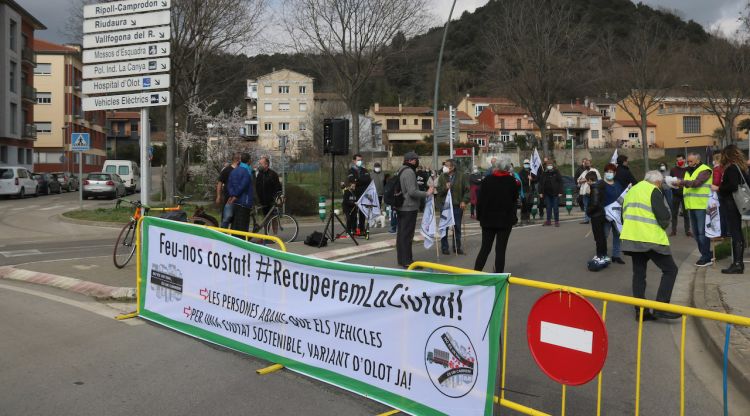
[71,133,90,152]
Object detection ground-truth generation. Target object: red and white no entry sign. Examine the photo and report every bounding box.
[526,291,608,385]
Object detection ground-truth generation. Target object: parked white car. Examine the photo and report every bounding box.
[0,166,38,198]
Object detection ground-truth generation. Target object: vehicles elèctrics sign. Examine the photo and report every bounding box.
[139,217,507,416]
[81,0,170,111]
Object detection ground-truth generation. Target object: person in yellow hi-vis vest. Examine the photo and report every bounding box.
[621,171,681,321]
[676,152,713,267]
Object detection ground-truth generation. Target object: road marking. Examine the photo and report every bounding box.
[540,321,593,353]
[11,255,112,267]
[0,249,42,258]
[0,283,142,325]
[39,205,66,211]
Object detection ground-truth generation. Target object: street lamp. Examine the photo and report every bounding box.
[566,119,574,176]
[684,139,690,157]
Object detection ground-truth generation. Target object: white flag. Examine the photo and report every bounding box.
[606,187,629,232]
[530,148,542,174]
[420,195,437,249]
[705,192,722,239]
[610,148,619,165]
[356,181,381,227]
[439,189,456,236]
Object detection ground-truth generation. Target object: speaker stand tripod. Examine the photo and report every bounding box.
[319,153,358,247]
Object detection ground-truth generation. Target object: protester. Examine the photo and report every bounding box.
[658,162,672,209]
[255,156,281,216]
[577,158,601,224]
[416,165,430,212]
[342,179,358,235]
[396,152,434,268]
[518,159,536,225]
[485,157,498,176]
[575,159,588,212]
[347,154,371,235]
[436,159,470,255]
[602,163,625,264]
[621,170,681,321]
[474,157,520,273]
[539,159,563,226]
[227,153,254,232]
[712,145,748,274]
[469,166,483,219]
[712,154,728,238]
[615,155,637,189]
[384,173,398,233]
[371,162,385,206]
[586,171,608,265]
[677,152,713,266]
[669,154,691,237]
[536,156,550,218]
[216,152,239,228]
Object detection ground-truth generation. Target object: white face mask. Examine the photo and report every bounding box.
[355,160,363,167]
[523,164,530,169]
[442,166,450,174]
[546,165,553,171]
[374,167,381,173]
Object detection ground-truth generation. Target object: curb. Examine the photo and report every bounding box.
[57,213,127,228]
[0,266,135,301]
[689,255,750,398]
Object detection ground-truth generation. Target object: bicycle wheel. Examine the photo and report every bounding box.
[113,221,137,268]
[265,214,299,243]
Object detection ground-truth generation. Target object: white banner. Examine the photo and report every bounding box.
[356,181,381,227]
[140,217,506,416]
[706,191,722,239]
[420,191,455,249]
[530,148,542,175]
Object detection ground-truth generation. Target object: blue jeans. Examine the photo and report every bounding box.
[603,221,621,258]
[688,209,712,261]
[221,203,234,228]
[544,195,559,222]
[441,207,464,251]
[583,195,590,222]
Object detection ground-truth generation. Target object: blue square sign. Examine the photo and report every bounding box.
[143,77,151,88]
[71,133,90,152]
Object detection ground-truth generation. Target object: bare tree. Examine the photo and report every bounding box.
[284,0,428,154]
[486,0,590,156]
[689,36,750,148]
[606,15,680,171]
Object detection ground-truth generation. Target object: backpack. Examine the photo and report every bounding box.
[304,231,328,247]
[160,210,188,222]
[384,167,406,208]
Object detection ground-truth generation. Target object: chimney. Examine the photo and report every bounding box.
[399,103,402,112]
[374,102,379,112]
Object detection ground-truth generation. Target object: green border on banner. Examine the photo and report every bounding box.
[139,217,506,416]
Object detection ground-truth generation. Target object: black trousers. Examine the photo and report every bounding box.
[721,196,745,263]
[520,194,532,220]
[231,204,252,233]
[345,205,357,233]
[474,227,512,273]
[396,210,418,266]
[591,216,607,257]
[671,194,690,234]
[629,250,678,303]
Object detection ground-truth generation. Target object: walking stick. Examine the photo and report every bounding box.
[434,195,440,260]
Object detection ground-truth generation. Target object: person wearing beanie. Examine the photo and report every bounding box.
[396,151,434,268]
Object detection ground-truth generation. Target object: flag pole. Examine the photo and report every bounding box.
[434,195,440,260]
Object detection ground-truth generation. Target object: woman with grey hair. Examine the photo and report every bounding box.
[474,157,520,273]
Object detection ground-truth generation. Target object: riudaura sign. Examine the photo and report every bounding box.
[139,217,507,415]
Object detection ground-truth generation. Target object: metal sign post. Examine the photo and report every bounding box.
[71,132,90,210]
[140,108,150,205]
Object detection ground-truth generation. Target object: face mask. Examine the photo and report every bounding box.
[604,172,614,181]
[546,165,553,171]
[472,168,479,173]
[374,167,381,173]
[523,164,530,169]
[660,166,666,172]
[442,166,450,174]
[677,160,685,167]
[355,160,362,167]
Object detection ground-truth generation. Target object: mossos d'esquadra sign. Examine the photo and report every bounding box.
[81,0,171,111]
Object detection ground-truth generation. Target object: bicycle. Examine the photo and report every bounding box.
[112,195,194,268]
[249,193,299,243]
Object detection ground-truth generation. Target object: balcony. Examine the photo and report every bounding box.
[22,124,37,140]
[22,85,36,103]
[21,47,36,66]
[242,120,259,138]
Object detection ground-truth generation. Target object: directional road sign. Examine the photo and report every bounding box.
[83,10,170,34]
[82,74,169,94]
[82,41,169,64]
[82,57,170,79]
[84,0,170,19]
[526,291,608,386]
[71,133,91,152]
[82,91,170,111]
[83,25,170,49]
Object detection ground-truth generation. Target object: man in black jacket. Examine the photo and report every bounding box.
[518,158,536,225]
[255,156,281,216]
[347,154,371,235]
[539,160,563,226]
[586,171,608,263]
[615,155,637,189]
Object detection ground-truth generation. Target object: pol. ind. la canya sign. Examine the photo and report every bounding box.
[139,217,507,416]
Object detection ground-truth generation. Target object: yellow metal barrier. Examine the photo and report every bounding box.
[408,261,750,416]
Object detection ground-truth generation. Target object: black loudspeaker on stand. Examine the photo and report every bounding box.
[320,118,357,247]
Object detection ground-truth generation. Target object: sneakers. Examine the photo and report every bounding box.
[555,221,560,227]
[601,256,612,264]
[653,310,682,319]
[580,220,590,224]
[694,258,713,267]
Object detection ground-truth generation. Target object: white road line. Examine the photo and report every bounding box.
[0,249,42,258]
[11,254,113,267]
[0,283,142,326]
[38,205,65,211]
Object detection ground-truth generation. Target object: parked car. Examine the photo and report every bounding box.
[50,171,79,192]
[82,172,127,200]
[0,166,38,198]
[32,173,62,195]
[102,160,140,194]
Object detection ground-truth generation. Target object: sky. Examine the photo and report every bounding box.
[19,0,748,46]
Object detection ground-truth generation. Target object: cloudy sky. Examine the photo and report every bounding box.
[20,0,747,46]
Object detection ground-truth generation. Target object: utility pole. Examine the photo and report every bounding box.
[432,0,457,170]
[449,105,457,159]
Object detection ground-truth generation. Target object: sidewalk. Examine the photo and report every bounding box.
[692,255,750,397]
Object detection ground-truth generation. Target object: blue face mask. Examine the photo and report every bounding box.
[604,172,615,181]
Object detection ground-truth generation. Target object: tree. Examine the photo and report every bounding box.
[284,0,428,154]
[688,37,750,148]
[485,0,591,156]
[606,14,680,171]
